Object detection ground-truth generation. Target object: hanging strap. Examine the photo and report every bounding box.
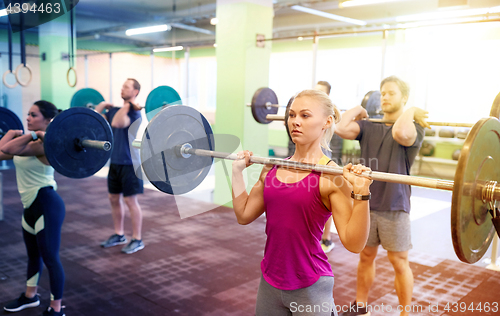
[7,22,13,72]
[69,7,75,68]
[20,12,26,66]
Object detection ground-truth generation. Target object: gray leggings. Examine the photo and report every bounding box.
[256,276,338,316]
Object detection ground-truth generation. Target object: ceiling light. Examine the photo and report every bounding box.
[291,5,367,26]
[153,46,184,53]
[126,24,171,36]
[170,23,215,35]
[210,18,219,25]
[396,6,500,22]
[340,0,406,8]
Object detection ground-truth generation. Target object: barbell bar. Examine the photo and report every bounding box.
[246,102,281,108]
[131,104,500,264]
[266,114,475,128]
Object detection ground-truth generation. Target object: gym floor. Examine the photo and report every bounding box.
[0,168,499,316]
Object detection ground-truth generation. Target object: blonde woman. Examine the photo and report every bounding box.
[232,90,373,316]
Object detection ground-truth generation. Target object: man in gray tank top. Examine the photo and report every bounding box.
[335,76,429,316]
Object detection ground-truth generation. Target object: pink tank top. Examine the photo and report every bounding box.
[261,163,334,290]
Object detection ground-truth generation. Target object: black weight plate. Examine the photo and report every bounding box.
[71,88,105,109]
[251,88,279,124]
[361,90,382,118]
[140,105,214,195]
[0,107,24,137]
[44,107,113,179]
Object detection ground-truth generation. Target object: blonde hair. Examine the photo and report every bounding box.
[293,89,341,152]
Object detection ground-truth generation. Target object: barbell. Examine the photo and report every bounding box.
[249,88,383,124]
[70,86,183,121]
[131,104,500,264]
[267,114,475,128]
[253,87,484,128]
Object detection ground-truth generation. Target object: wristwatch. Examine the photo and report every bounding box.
[30,131,38,141]
[351,191,371,200]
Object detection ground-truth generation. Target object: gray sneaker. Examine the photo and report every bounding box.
[121,239,144,254]
[101,234,127,248]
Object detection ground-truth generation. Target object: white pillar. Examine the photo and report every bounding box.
[311,34,318,88]
[184,47,190,102]
[84,55,88,88]
[381,30,388,81]
[151,51,155,90]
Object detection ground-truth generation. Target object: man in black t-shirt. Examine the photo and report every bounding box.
[95,79,145,255]
[336,76,429,316]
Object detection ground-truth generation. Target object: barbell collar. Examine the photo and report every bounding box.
[267,114,285,121]
[80,139,112,151]
[132,139,142,149]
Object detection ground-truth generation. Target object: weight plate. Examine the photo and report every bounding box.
[451,117,500,263]
[70,88,105,109]
[419,140,435,157]
[44,107,113,179]
[145,86,182,121]
[140,105,214,195]
[251,88,279,124]
[361,90,382,118]
[0,107,24,137]
[490,91,500,119]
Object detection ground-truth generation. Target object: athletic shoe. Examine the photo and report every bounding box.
[321,239,335,253]
[338,302,370,316]
[100,234,127,248]
[3,292,40,312]
[42,307,65,316]
[121,239,144,254]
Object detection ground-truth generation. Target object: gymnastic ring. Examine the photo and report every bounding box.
[14,63,33,87]
[66,67,77,88]
[2,69,18,89]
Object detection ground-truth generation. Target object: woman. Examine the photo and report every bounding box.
[232,90,373,316]
[0,101,66,316]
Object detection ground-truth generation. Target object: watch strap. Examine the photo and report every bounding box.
[351,191,371,200]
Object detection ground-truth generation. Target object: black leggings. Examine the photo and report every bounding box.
[22,186,65,300]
